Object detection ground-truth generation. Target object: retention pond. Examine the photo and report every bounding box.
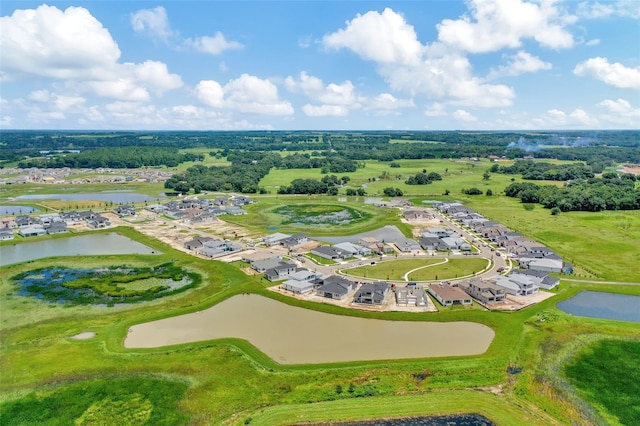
[1,233,160,266]
[125,294,495,364]
[557,290,640,323]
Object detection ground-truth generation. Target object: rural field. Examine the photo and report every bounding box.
[1,157,639,426]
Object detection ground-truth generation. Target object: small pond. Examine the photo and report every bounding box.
[15,191,161,203]
[274,204,371,227]
[557,291,640,323]
[125,294,495,364]
[315,225,405,244]
[0,205,39,215]
[0,233,160,267]
[328,414,495,425]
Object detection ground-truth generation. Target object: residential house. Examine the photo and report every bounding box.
[264,261,298,281]
[0,229,15,240]
[114,205,136,217]
[316,275,355,300]
[394,238,421,252]
[311,245,345,260]
[428,283,473,306]
[251,257,286,273]
[509,269,560,290]
[419,236,447,251]
[333,242,372,257]
[86,215,111,229]
[198,239,242,258]
[184,236,215,251]
[493,275,539,296]
[280,233,309,250]
[264,233,292,246]
[353,281,391,305]
[464,279,506,304]
[18,224,46,237]
[45,222,68,234]
[395,284,428,307]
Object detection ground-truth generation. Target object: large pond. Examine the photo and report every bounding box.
[557,291,640,323]
[0,233,160,267]
[15,191,161,203]
[125,294,495,364]
[0,205,39,215]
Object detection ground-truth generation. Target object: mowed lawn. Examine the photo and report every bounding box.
[344,258,489,282]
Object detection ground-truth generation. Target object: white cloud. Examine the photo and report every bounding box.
[130,6,175,42]
[366,93,414,110]
[424,103,447,117]
[437,0,575,53]
[323,9,515,108]
[534,107,598,128]
[0,5,183,103]
[133,60,184,95]
[323,8,423,66]
[184,32,244,55]
[574,57,640,89]
[453,109,477,122]
[487,51,552,79]
[597,98,640,126]
[585,38,600,46]
[196,74,293,115]
[28,90,86,110]
[196,80,225,108]
[0,5,121,80]
[302,104,349,117]
[576,1,640,19]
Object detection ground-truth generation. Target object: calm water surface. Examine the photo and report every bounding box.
[125,294,495,364]
[0,205,39,215]
[16,192,160,203]
[0,233,160,266]
[557,291,640,323]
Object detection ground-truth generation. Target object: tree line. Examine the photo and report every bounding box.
[504,173,640,212]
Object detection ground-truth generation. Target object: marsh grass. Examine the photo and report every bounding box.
[564,339,640,425]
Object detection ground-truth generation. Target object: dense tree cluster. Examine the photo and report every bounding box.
[165,152,280,194]
[277,175,344,195]
[405,171,443,185]
[17,147,202,169]
[383,187,404,197]
[505,173,640,212]
[462,188,483,195]
[490,159,595,181]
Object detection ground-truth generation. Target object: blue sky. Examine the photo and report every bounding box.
[1,0,638,130]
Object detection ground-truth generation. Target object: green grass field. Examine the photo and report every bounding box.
[343,257,489,281]
[2,157,640,425]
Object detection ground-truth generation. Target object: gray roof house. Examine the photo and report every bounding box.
[45,222,68,234]
[311,245,345,260]
[264,233,292,246]
[420,236,448,251]
[0,229,15,240]
[394,238,421,252]
[395,284,428,307]
[463,279,506,304]
[264,261,298,281]
[184,236,215,251]
[250,256,285,273]
[353,281,391,305]
[18,224,46,237]
[333,242,372,256]
[316,275,355,300]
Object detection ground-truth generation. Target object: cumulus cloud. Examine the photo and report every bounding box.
[533,107,598,128]
[1,5,121,80]
[453,109,478,122]
[574,57,640,89]
[597,98,640,126]
[424,103,447,117]
[130,6,175,42]
[184,32,244,55]
[323,8,423,66]
[0,4,183,103]
[436,0,576,53]
[366,93,414,110]
[196,74,293,115]
[322,8,515,108]
[28,90,86,110]
[487,51,552,79]
[302,104,349,117]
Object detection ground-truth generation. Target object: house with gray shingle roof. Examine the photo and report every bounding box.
[353,281,391,305]
[316,275,355,300]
